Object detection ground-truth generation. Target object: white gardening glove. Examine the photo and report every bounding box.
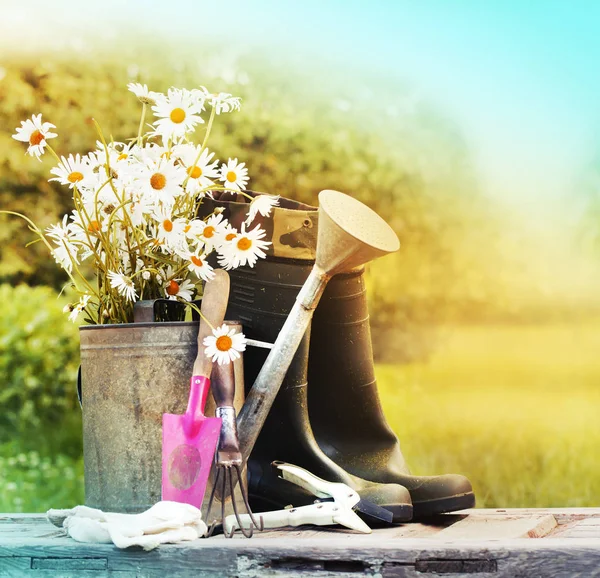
[47,501,208,551]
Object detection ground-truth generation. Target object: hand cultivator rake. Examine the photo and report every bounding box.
[204,361,264,538]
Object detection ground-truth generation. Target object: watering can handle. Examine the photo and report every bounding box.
[76,366,83,409]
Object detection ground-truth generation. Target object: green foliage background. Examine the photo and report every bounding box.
[0,46,504,339]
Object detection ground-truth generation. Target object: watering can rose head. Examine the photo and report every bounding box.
[5,83,280,334]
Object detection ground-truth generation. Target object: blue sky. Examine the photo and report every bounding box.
[2,0,600,216]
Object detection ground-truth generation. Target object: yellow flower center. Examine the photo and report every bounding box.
[226,171,237,183]
[68,171,84,183]
[29,130,45,146]
[203,225,215,238]
[237,237,252,251]
[87,220,101,233]
[150,173,167,190]
[163,219,173,232]
[166,280,180,295]
[191,256,203,267]
[184,224,191,233]
[187,165,202,179]
[170,108,186,123]
[225,233,236,241]
[216,335,233,351]
[117,153,128,161]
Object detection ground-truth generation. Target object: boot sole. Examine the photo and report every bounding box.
[381,503,413,524]
[412,491,476,519]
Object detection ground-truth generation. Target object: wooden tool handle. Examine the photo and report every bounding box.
[193,270,230,377]
[211,358,236,408]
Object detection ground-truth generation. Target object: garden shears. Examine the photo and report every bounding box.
[224,461,373,534]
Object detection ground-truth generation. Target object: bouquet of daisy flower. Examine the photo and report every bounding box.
[5,83,279,357]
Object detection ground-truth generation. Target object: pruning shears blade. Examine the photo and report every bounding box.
[333,509,372,534]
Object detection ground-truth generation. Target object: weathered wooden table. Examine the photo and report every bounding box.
[1,508,599,577]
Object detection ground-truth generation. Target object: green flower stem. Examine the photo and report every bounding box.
[45,143,62,164]
[137,103,147,145]
[0,210,82,293]
[182,105,217,189]
[186,300,214,332]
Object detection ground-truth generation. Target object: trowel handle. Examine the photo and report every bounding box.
[211,360,235,409]
[185,375,211,427]
[193,270,230,378]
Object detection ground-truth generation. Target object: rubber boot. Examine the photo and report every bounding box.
[201,192,412,523]
[202,191,474,519]
[308,269,476,518]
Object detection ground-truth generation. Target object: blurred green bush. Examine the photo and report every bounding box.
[0,442,83,512]
[0,284,81,455]
[0,46,504,362]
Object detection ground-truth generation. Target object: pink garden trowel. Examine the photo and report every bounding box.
[162,270,230,508]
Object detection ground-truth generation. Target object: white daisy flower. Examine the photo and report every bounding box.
[46,215,81,272]
[173,144,220,194]
[46,215,74,244]
[218,221,239,246]
[217,224,271,270]
[90,142,143,191]
[182,219,206,244]
[203,324,247,365]
[49,154,91,189]
[135,159,186,206]
[245,194,279,224]
[12,114,57,160]
[164,277,195,301]
[108,270,138,302]
[68,294,92,323]
[210,93,242,114]
[151,206,186,251]
[130,142,166,167]
[68,211,104,247]
[120,188,152,228]
[219,158,249,192]
[151,88,205,140]
[199,213,227,252]
[127,82,160,105]
[51,242,79,273]
[184,249,215,281]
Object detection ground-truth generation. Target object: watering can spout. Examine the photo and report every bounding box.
[315,189,400,276]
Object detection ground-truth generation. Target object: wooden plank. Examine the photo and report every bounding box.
[454,508,600,525]
[549,518,600,540]
[252,515,464,540]
[435,513,557,540]
[0,557,32,577]
[1,534,600,577]
[1,513,600,577]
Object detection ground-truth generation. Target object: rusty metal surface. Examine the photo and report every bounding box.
[79,320,244,514]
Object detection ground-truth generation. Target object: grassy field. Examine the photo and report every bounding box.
[377,322,600,508]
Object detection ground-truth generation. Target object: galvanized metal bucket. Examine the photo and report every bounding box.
[79,320,244,513]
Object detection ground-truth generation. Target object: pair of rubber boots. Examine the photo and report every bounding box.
[202,192,475,523]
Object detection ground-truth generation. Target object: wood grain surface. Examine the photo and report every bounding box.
[0,509,599,577]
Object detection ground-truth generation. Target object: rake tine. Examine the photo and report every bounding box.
[204,466,222,537]
[206,519,220,538]
[229,466,254,538]
[234,464,264,532]
[222,466,237,538]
